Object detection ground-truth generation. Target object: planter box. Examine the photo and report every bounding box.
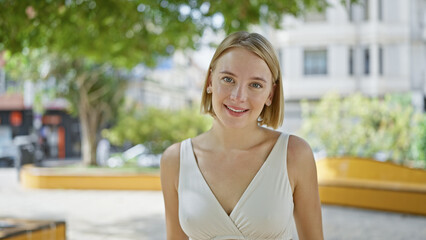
[317,157,426,215]
[0,218,65,240]
[20,164,161,191]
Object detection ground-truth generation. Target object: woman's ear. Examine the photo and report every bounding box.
[266,84,276,106]
[206,69,213,94]
[208,69,213,86]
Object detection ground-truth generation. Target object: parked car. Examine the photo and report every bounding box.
[137,153,161,168]
[13,135,44,168]
[0,130,18,167]
[0,142,17,167]
[106,144,160,168]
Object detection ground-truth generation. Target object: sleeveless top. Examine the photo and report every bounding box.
[178,133,294,240]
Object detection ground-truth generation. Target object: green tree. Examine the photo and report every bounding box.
[0,0,354,165]
[0,0,337,66]
[6,51,127,165]
[46,57,128,166]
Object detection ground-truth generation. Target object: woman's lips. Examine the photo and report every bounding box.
[224,104,249,116]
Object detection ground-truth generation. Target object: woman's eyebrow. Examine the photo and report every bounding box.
[251,76,267,82]
[219,70,237,77]
[219,70,267,82]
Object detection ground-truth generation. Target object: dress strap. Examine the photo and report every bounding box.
[178,138,192,192]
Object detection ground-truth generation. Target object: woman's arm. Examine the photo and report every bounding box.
[288,135,324,240]
[161,143,189,240]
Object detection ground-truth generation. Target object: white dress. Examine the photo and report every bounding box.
[178,133,294,240]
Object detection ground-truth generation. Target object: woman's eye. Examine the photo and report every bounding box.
[222,77,234,83]
[251,83,262,89]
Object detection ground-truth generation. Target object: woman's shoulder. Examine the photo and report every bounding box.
[287,134,315,165]
[287,134,312,155]
[160,142,184,190]
[161,142,182,170]
[161,134,197,168]
[286,134,316,183]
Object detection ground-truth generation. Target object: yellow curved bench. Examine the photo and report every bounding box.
[317,157,426,215]
[0,218,65,240]
[20,164,161,191]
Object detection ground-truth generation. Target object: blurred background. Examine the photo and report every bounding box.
[0,0,425,169]
[0,0,426,239]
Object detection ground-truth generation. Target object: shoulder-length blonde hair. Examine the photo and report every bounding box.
[200,31,284,129]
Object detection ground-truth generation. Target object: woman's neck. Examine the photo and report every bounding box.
[207,120,268,151]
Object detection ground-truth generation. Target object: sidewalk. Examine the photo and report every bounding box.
[1,168,425,239]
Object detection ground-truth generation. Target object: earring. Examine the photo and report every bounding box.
[266,100,271,106]
[206,87,212,94]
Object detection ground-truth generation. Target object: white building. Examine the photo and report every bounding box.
[265,0,426,132]
[271,0,425,100]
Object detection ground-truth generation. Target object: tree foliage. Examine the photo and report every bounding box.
[102,106,212,154]
[0,0,353,165]
[0,0,335,68]
[5,50,126,115]
[300,92,422,167]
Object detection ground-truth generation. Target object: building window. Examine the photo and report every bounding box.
[348,0,369,22]
[348,3,354,22]
[278,48,284,76]
[364,47,370,75]
[349,47,354,76]
[379,46,383,75]
[362,0,369,21]
[304,49,328,75]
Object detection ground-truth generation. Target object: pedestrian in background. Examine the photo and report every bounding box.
[161,31,323,240]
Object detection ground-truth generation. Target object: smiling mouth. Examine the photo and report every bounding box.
[225,105,249,113]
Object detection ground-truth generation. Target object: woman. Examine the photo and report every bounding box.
[161,31,323,240]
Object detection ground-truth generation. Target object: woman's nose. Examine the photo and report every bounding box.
[230,85,247,102]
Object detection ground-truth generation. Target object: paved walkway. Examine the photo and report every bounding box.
[1,168,425,240]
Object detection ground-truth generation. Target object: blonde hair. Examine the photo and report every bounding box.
[200,31,284,129]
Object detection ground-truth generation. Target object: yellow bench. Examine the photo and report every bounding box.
[317,157,426,215]
[20,164,161,191]
[0,218,65,240]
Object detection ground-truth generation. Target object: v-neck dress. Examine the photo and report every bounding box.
[178,133,294,240]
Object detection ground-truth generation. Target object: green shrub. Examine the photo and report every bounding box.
[412,114,426,167]
[102,106,212,154]
[300,92,422,167]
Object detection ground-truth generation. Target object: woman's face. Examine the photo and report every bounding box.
[209,47,275,129]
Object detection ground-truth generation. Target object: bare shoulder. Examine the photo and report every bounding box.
[161,142,181,167]
[287,135,314,162]
[161,142,182,190]
[287,135,316,188]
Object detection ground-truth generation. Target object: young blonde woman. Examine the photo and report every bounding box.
[161,31,324,240]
